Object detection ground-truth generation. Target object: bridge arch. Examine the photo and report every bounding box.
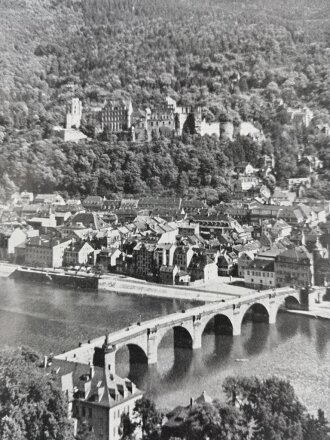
[201,313,234,337]
[156,325,193,352]
[240,302,270,329]
[284,295,301,309]
[270,293,301,322]
[115,343,148,367]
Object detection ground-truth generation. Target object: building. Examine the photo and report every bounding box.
[147,107,175,133]
[174,246,195,271]
[200,119,220,137]
[0,227,30,259]
[66,98,83,129]
[275,246,313,288]
[133,241,157,277]
[237,251,255,278]
[272,188,296,206]
[11,191,34,206]
[64,241,95,266]
[191,213,231,239]
[288,177,311,191]
[53,126,87,143]
[249,205,282,226]
[98,229,122,249]
[238,121,265,144]
[27,213,57,230]
[63,212,109,232]
[34,194,65,206]
[97,248,122,271]
[218,252,237,276]
[235,162,256,176]
[83,196,105,211]
[181,199,207,214]
[164,97,202,136]
[54,211,72,226]
[155,243,176,268]
[101,98,133,133]
[162,391,213,440]
[244,258,276,289]
[188,252,218,283]
[53,345,143,440]
[159,265,179,285]
[138,197,182,212]
[287,106,313,127]
[236,175,260,192]
[25,235,72,268]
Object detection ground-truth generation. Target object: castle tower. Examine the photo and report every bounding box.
[127,98,133,129]
[193,107,202,135]
[66,98,82,129]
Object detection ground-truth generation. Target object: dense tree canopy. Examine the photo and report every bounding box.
[223,376,330,440]
[121,377,330,440]
[1,0,330,198]
[0,347,74,440]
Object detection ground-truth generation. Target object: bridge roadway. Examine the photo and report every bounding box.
[56,286,314,371]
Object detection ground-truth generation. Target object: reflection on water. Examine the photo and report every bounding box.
[0,278,330,417]
[0,279,196,354]
[276,311,299,340]
[121,316,330,417]
[315,321,330,358]
[243,322,270,356]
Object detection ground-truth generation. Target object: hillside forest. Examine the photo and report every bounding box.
[1,0,330,201]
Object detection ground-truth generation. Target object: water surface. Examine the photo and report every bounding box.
[0,278,329,417]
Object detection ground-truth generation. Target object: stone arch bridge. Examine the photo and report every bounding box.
[56,287,315,373]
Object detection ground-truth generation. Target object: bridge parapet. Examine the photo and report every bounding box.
[55,286,301,367]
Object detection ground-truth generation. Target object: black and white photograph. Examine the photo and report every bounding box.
[0,0,330,439]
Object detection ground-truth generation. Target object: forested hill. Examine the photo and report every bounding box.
[1,0,330,200]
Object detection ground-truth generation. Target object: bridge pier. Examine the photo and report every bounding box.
[192,331,202,350]
[269,305,278,325]
[232,314,241,336]
[147,330,158,365]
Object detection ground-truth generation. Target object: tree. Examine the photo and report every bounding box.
[223,376,316,440]
[0,347,74,440]
[303,410,330,440]
[119,413,136,440]
[182,401,249,440]
[130,397,162,440]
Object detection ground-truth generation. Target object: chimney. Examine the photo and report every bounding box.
[89,360,95,378]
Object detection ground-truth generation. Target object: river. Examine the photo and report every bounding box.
[0,278,329,417]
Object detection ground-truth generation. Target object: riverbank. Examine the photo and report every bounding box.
[0,261,249,303]
[99,275,240,302]
[0,261,19,278]
[281,301,330,321]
